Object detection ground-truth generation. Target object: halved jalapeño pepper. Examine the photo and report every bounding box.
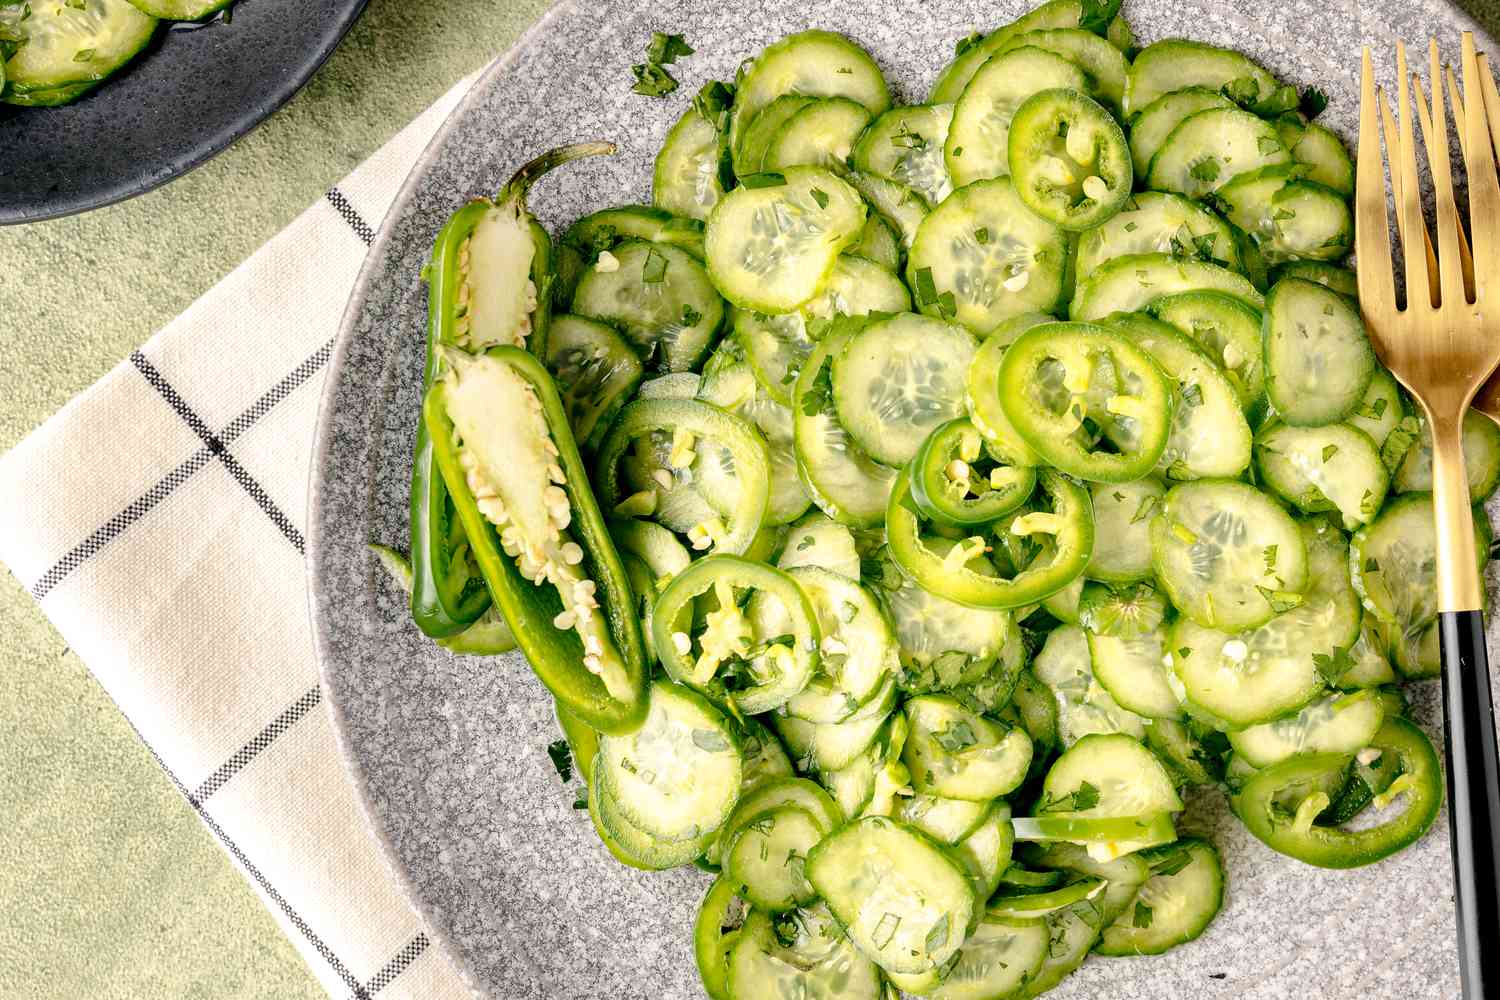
[908,417,1036,527]
[411,142,615,638]
[996,321,1172,483]
[423,344,649,734]
[651,555,820,716]
[1231,717,1443,869]
[886,468,1093,609]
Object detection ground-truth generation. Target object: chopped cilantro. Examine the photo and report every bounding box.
[546,739,574,783]
[1189,158,1221,183]
[739,171,786,189]
[642,247,669,283]
[1133,902,1155,928]
[810,186,829,209]
[1300,86,1330,119]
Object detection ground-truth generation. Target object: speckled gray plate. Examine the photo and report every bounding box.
[309,2,1497,997]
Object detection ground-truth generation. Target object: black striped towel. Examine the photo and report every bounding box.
[0,78,480,1000]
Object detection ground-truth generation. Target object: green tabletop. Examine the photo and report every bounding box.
[0,1,549,995]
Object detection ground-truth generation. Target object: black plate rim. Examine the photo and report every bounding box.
[0,0,370,226]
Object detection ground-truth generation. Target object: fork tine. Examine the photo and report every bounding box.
[1358,48,1397,314]
[1411,73,1465,297]
[1379,78,1436,288]
[1446,61,1469,160]
[1480,52,1500,165]
[1464,35,1500,278]
[1396,42,1436,309]
[1416,42,1469,307]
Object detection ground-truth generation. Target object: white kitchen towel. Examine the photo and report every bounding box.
[0,74,484,1000]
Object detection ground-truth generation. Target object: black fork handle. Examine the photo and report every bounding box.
[1439,610,1500,999]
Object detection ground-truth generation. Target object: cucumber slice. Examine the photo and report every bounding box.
[1255,420,1389,528]
[1264,277,1376,426]
[995,28,1129,110]
[1169,520,1361,726]
[696,349,812,526]
[566,206,707,260]
[764,97,874,171]
[1085,478,1165,582]
[1075,191,1240,281]
[544,315,644,450]
[950,802,1016,903]
[946,46,1088,186]
[706,167,866,314]
[853,103,956,207]
[1147,107,1291,198]
[777,512,860,579]
[1152,479,1309,631]
[1079,580,1169,638]
[739,716,796,790]
[928,914,1048,1000]
[850,214,902,271]
[949,628,1029,717]
[1008,88,1133,230]
[1070,252,1263,320]
[773,679,897,772]
[832,312,977,466]
[846,170,930,251]
[589,766,716,870]
[1039,732,1185,818]
[1272,260,1359,300]
[572,240,725,372]
[1229,689,1388,768]
[1146,289,1266,410]
[1276,115,1355,196]
[929,0,1129,104]
[723,804,825,909]
[1020,903,1104,997]
[784,567,898,724]
[1124,39,1284,116]
[0,0,156,107]
[1343,370,1402,451]
[1393,410,1500,500]
[1351,494,1488,650]
[900,793,994,846]
[905,694,1033,800]
[1128,87,1237,176]
[792,325,899,528]
[609,515,692,583]
[1026,839,1152,924]
[1089,629,1182,720]
[718,776,844,856]
[126,0,227,16]
[1043,573,1085,624]
[881,546,1015,694]
[1111,311,1252,480]
[655,105,727,222]
[1032,624,1147,745]
[729,30,891,172]
[736,254,911,407]
[1218,168,1353,263]
[965,313,1052,467]
[1146,717,1229,786]
[737,94,817,174]
[909,176,1070,334]
[727,904,883,1000]
[807,816,977,976]
[597,681,743,841]
[1096,839,1225,956]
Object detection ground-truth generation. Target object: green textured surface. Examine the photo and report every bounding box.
[0,0,552,996]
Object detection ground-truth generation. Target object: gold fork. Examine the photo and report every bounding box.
[1357,36,1500,997]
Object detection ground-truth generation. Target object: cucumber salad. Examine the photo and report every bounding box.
[374,2,1500,996]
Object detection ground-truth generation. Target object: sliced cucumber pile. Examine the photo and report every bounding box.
[390,8,1481,1000]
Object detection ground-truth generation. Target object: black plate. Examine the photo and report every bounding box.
[0,0,368,225]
